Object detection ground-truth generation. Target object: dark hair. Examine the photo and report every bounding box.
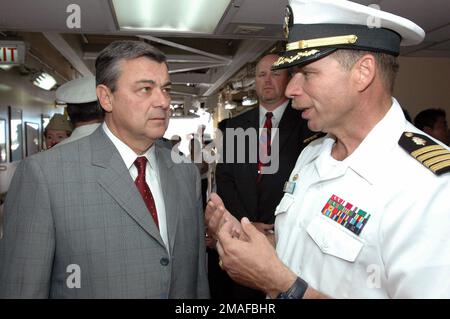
[95,40,167,92]
[67,102,104,125]
[414,108,447,130]
[332,50,399,93]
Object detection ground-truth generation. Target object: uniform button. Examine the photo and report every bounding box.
[160,257,170,266]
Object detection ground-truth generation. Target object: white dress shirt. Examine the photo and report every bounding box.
[102,123,169,251]
[259,100,289,130]
[259,100,289,145]
[275,98,450,298]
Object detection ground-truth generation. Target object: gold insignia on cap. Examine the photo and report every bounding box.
[286,35,358,52]
[283,5,293,40]
[273,49,320,67]
[405,132,413,138]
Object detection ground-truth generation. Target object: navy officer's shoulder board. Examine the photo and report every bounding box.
[303,132,326,145]
[399,132,450,176]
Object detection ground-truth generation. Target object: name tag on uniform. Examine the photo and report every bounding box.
[283,181,296,194]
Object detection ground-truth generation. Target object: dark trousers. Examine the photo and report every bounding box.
[207,248,266,299]
[201,178,208,209]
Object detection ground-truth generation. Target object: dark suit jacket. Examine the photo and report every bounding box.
[216,102,318,224]
[0,127,209,298]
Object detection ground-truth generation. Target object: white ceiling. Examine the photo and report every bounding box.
[1,0,449,106]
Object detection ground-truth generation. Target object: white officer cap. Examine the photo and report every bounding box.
[273,0,426,69]
[56,76,97,104]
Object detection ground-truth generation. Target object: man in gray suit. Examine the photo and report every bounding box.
[0,41,209,298]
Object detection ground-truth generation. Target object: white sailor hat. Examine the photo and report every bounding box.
[273,0,426,70]
[56,76,97,104]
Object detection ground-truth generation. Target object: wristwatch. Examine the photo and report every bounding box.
[276,277,308,299]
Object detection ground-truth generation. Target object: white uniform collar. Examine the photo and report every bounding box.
[345,98,406,184]
[306,98,407,185]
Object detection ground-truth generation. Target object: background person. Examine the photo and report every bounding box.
[44,113,73,149]
[414,108,449,145]
[54,76,104,147]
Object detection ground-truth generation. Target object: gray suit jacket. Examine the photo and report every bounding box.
[0,127,209,298]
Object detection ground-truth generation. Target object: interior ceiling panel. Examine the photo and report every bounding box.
[374,0,450,32]
[222,23,283,39]
[0,0,116,33]
[426,25,450,42]
[231,0,288,24]
[427,39,450,51]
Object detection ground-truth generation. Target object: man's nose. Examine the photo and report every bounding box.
[285,75,304,98]
[154,88,170,109]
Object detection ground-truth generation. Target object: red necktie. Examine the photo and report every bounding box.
[257,112,273,181]
[134,156,159,229]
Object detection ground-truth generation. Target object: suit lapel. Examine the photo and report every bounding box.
[246,108,260,181]
[155,145,180,256]
[90,128,165,248]
[277,101,299,153]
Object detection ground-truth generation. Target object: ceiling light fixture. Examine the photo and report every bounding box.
[0,65,14,71]
[224,101,237,110]
[32,72,57,91]
[242,90,258,106]
[242,96,258,106]
[113,0,231,34]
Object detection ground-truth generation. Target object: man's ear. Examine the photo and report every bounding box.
[352,54,376,92]
[96,84,113,112]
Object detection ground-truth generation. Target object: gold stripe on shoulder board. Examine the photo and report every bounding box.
[411,145,442,158]
[416,149,450,162]
[430,159,450,173]
[423,154,450,168]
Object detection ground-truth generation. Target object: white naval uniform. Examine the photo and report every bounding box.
[275,99,450,298]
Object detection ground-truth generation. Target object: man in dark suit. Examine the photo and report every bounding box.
[210,53,319,299]
[0,41,209,298]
